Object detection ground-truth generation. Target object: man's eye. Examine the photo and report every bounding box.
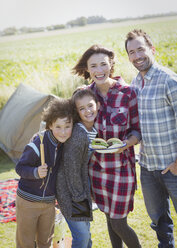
[138,48,144,52]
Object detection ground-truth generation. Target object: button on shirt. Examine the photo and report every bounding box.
[89,78,141,218]
[90,77,141,169]
[131,62,177,171]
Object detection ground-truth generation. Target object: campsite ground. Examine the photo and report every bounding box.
[0,147,177,248]
[0,15,177,247]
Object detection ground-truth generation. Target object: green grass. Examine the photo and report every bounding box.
[0,16,177,108]
[0,16,177,247]
[0,148,177,247]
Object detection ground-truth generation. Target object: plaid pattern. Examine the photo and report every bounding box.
[89,162,135,218]
[131,62,177,170]
[0,179,18,223]
[89,78,140,218]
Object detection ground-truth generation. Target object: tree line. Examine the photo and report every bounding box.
[1,12,177,36]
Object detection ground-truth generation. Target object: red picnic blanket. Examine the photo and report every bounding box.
[0,179,18,223]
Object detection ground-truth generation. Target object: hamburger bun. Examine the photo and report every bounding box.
[107,138,123,148]
[91,138,109,149]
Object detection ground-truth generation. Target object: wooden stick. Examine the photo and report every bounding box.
[40,143,45,165]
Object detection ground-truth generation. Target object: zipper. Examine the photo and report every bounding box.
[42,146,58,198]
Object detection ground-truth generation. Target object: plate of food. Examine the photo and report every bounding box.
[90,138,126,153]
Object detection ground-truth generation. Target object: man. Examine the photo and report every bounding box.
[125,29,177,248]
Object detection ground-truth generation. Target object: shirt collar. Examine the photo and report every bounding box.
[77,122,97,134]
[47,129,60,147]
[136,61,158,83]
[90,77,122,96]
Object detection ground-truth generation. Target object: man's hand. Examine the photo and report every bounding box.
[162,161,177,176]
[38,164,48,178]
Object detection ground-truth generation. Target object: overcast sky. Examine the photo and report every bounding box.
[1,0,177,30]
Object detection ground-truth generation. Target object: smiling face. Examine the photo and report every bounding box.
[127,36,155,76]
[49,117,73,143]
[75,95,99,130]
[87,53,112,86]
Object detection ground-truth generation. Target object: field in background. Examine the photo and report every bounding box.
[0,16,177,247]
[0,16,177,108]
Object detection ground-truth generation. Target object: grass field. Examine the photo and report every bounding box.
[0,16,177,247]
[0,15,177,107]
[0,148,177,247]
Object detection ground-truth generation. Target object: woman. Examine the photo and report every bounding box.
[72,44,141,248]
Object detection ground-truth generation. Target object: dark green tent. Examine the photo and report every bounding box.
[0,83,55,163]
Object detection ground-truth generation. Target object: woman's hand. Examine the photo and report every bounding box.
[115,136,139,153]
[116,143,128,153]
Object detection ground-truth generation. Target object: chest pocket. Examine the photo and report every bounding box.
[110,107,128,126]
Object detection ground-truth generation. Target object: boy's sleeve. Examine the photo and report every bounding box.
[15,138,40,179]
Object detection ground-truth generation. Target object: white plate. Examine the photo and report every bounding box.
[91,143,126,154]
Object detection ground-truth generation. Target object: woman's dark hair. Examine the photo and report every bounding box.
[72,44,115,80]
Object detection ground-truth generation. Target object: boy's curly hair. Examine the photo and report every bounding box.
[42,97,73,129]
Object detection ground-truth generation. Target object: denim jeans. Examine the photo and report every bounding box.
[65,219,92,248]
[140,166,177,248]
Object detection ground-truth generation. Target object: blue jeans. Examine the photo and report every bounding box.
[140,166,177,248]
[65,219,92,248]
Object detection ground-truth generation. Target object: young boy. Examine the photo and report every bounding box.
[15,97,73,248]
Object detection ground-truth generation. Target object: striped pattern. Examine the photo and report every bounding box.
[77,122,97,149]
[17,188,55,203]
[27,142,40,157]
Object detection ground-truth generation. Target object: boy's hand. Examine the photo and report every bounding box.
[38,164,48,178]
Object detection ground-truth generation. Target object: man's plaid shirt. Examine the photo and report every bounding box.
[131,62,177,171]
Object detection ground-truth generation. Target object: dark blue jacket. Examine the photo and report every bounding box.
[16,130,63,202]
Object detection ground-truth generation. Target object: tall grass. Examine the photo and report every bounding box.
[0,16,177,108]
[0,16,177,247]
